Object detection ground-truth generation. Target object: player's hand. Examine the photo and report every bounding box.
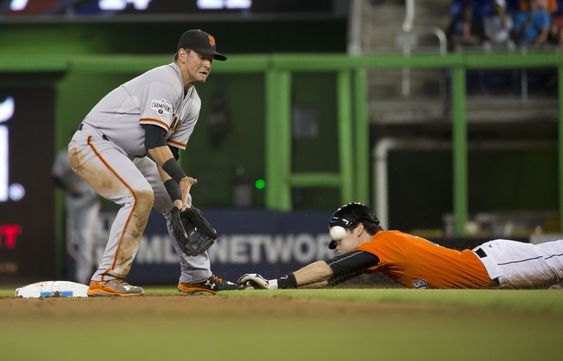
[179,176,197,209]
[237,273,276,290]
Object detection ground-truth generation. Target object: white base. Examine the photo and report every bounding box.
[15,281,89,298]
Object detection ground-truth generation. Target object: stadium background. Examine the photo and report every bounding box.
[0,0,560,285]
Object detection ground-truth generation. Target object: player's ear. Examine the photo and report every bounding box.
[178,48,188,62]
[354,222,366,236]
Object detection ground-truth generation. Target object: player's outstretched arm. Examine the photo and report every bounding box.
[293,261,334,287]
[238,261,333,290]
[238,251,379,290]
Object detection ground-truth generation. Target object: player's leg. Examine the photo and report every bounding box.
[534,239,563,282]
[134,156,237,294]
[475,239,559,288]
[133,157,212,281]
[69,128,153,295]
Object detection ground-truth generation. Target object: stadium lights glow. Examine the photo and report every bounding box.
[9,0,28,11]
[197,0,251,10]
[99,0,151,11]
[0,126,8,202]
[0,96,24,203]
[0,97,14,202]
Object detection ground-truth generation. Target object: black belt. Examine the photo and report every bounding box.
[475,247,487,258]
[78,123,109,141]
[474,247,500,287]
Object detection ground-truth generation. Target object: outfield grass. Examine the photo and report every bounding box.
[3,287,563,313]
[1,288,561,361]
[225,288,563,313]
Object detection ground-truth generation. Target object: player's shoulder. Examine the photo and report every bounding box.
[374,230,417,243]
[143,64,183,89]
[150,63,177,76]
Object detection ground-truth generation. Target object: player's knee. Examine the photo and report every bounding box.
[134,189,155,212]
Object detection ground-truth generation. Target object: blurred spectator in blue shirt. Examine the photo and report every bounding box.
[447,1,485,51]
[513,0,551,48]
[483,0,516,50]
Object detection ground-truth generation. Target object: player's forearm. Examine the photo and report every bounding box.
[149,146,195,208]
[148,145,176,168]
[149,145,187,184]
[157,166,183,209]
[293,261,333,287]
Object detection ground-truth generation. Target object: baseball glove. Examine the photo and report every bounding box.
[171,206,217,257]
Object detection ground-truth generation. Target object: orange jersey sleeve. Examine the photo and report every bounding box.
[356,230,492,288]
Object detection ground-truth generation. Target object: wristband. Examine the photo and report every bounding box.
[162,158,187,183]
[276,273,297,289]
[164,179,182,202]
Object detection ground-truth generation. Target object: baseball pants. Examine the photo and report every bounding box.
[473,239,563,288]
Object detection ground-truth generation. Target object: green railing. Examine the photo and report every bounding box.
[258,52,563,236]
[1,52,562,238]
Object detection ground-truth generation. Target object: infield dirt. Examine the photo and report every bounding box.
[0,295,561,361]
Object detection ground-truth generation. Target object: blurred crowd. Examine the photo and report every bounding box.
[447,0,563,51]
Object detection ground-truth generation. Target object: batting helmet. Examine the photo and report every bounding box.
[327,202,379,249]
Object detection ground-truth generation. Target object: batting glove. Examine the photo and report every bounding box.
[237,273,278,290]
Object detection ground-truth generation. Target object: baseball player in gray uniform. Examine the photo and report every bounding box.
[68,29,238,296]
[52,147,101,285]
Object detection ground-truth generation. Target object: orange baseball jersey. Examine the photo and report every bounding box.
[356,230,492,288]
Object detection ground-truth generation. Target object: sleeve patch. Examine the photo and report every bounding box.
[150,99,173,115]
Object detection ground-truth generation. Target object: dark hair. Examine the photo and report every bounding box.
[353,219,382,235]
[173,49,190,62]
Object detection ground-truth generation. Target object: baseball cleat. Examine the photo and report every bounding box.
[87,279,144,297]
[178,274,238,295]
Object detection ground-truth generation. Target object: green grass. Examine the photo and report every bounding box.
[225,288,563,314]
[2,310,561,361]
[3,287,563,314]
[1,287,562,361]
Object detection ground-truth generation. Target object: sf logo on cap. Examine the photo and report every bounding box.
[208,35,216,48]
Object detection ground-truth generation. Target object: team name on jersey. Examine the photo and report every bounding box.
[150,99,173,115]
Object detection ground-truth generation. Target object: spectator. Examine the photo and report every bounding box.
[447,1,485,51]
[512,0,552,48]
[483,0,516,50]
[518,0,558,12]
[548,0,563,46]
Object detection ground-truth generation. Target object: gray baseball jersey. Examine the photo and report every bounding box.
[68,62,211,285]
[83,63,200,157]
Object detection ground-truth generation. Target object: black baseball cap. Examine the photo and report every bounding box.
[328,202,378,229]
[328,202,379,249]
[177,29,227,61]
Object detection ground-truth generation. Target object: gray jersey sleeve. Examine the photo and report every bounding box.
[167,94,201,150]
[138,81,179,131]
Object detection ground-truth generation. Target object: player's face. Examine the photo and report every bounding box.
[333,228,360,254]
[186,50,213,84]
